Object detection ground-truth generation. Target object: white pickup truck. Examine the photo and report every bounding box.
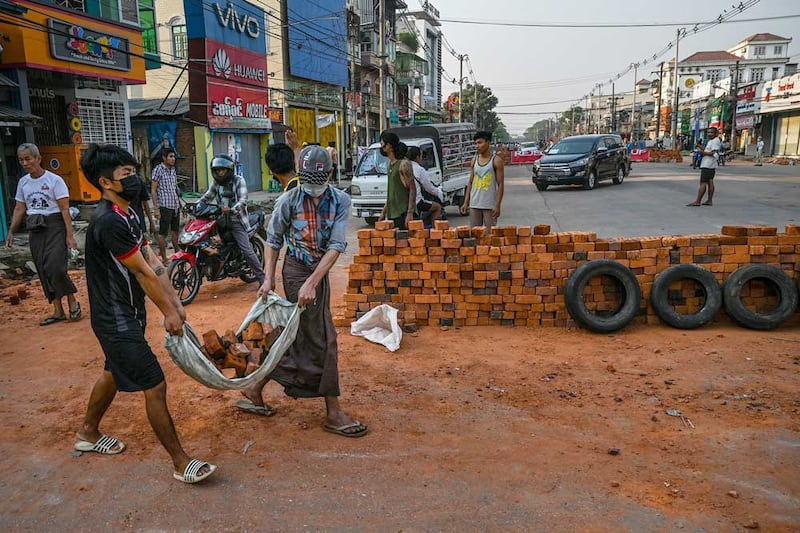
[349,123,476,225]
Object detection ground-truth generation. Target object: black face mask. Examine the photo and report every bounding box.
[118,175,142,202]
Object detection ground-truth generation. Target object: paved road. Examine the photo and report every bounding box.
[347,161,800,239]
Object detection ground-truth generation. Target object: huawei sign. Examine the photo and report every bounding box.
[211,48,231,79]
[210,46,266,83]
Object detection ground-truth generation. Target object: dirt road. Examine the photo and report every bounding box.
[1,261,798,531]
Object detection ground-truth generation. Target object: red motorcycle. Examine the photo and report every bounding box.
[167,196,267,305]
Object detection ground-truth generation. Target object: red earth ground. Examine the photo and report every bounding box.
[0,257,798,531]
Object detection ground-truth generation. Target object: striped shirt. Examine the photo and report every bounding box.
[267,185,350,266]
[151,162,180,210]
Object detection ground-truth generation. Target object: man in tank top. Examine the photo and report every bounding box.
[460,131,505,230]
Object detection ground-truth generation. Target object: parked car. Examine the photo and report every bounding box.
[532,134,628,191]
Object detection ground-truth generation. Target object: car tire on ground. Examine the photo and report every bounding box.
[583,170,597,190]
[612,165,625,185]
[650,264,722,329]
[565,259,642,333]
[722,264,798,330]
[535,182,549,191]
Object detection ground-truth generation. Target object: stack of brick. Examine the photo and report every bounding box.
[340,221,800,328]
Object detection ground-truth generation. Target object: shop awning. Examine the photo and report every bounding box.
[0,104,41,123]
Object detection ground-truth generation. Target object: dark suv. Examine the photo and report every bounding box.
[532,134,628,191]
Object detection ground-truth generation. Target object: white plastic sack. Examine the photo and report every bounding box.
[164,292,303,390]
[350,304,403,352]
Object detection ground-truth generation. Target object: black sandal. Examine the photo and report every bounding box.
[40,316,67,326]
[69,302,82,321]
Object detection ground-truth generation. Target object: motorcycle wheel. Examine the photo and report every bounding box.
[239,235,266,283]
[168,258,201,305]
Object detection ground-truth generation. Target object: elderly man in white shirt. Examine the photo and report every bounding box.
[406,146,444,223]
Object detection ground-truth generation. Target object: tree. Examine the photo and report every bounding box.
[493,121,510,142]
[523,119,554,142]
[447,83,501,132]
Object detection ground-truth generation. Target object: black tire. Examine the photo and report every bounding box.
[650,264,722,329]
[168,258,201,305]
[565,259,642,333]
[583,170,597,190]
[364,217,378,226]
[612,165,625,185]
[723,264,798,330]
[535,182,549,191]
[239,235,266,283]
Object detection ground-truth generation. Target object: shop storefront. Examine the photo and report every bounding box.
[0,1,146,208]
[185,0,272,192]
[734,82,763,155]
[759,73,800,158]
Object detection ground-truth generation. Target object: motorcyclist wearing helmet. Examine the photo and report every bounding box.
[199,154,265,284]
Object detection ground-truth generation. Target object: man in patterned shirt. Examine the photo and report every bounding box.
[151,148,181,263]
[240,146,367,438]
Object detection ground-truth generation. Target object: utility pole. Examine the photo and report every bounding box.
[631,63,638,141]
[672,28,682,142]
[378,0,386,132]
[348,6,357,155]
[458,54,465,122]
[611,82,616,132]
[472,81,477,126]
[655,62,664,139]
[585,95,589,133]
[729,60,740,153]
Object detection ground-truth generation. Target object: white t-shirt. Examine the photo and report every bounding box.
[14,170,69,215]
[700,137,723,169]
[756,140,764,152]
[411,161,442,205]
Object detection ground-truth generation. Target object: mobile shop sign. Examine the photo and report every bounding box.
[736,83,763,115]
[185,0,268,55]
[207,43,268,88]
[207,81,271,130]
[761,73,800,114]
[48,19,131,71]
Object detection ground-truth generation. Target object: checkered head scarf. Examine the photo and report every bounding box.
[297,145,332,185]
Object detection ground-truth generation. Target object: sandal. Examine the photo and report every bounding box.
[40,316,67,326]
[74,434,126,455]
[69,302,82,321]
[235,399,277,417]
[324,420,368,438]
[173,459,217,484]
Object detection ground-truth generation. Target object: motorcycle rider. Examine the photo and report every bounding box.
[199,155,265,284]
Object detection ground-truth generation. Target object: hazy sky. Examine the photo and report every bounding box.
[421,0,799,134]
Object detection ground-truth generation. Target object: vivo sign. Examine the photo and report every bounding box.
[213,2,259,39]
[184,0,266,55]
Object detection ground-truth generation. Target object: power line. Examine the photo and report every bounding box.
[438,12,800,28]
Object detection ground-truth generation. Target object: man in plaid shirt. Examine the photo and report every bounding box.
[238,146,367,438]
[150,148,181,263]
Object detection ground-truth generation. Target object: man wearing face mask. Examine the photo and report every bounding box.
[199,154,265,284]
[245,146,367,437]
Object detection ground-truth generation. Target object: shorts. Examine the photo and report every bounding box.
[390,212,408,231]
[699,168,716,183]
[417,199,433,213]
[97,332,165,392]
[158,207,180,235]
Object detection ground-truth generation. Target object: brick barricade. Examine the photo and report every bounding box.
[340,220,800,328]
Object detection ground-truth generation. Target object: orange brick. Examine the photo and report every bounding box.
[407,220,425,231]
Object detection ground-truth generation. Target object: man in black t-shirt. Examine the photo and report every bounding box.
[75,144,217,484]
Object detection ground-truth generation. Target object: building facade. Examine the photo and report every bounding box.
[0,0,147,237]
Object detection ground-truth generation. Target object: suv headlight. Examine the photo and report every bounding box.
[350,184,361,196]
[533,160,540,174]
[571,158,588,168]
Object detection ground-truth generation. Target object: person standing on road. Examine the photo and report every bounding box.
[461,131,505,229]
[76,143,216,484]
[687,127,722,207]
[406,146,443,223]
[378,131,415,230]
[755,136,764,166]
[130,165,157,240]
[265,129,302,192]
[150,148,181,263]
[243,146,367,438]
[5,143,82,326]
[199,154,265,284]
[326,141,339,185]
